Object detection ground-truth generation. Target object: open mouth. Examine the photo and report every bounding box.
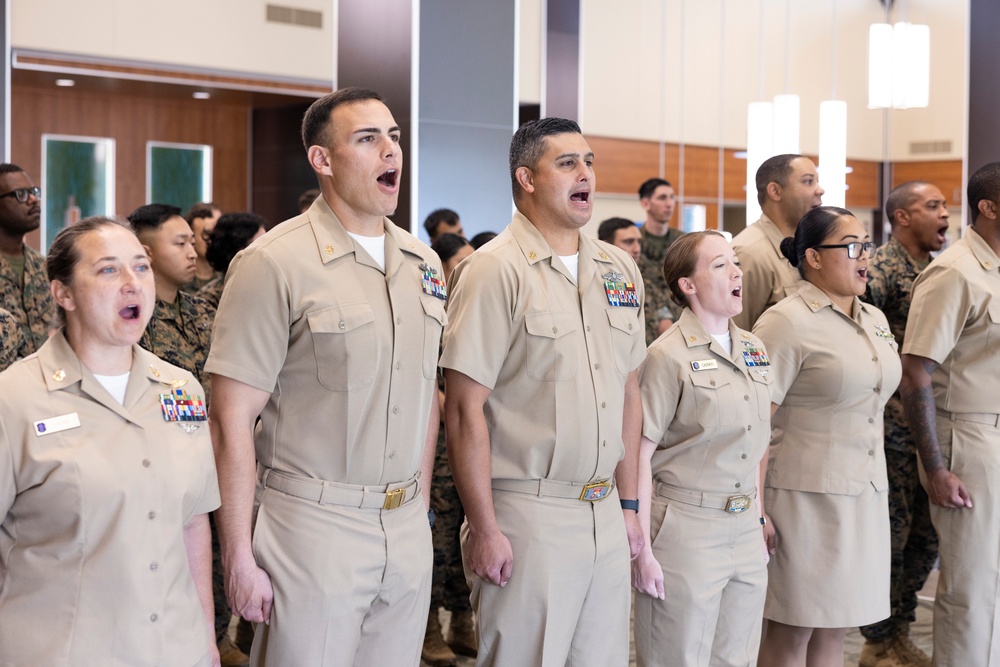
[857,267,868,280]
[570,190,590,203]
[120,305,141,320]
[377,169,398,188]
[731,286,742,298]
[936,225,949,241]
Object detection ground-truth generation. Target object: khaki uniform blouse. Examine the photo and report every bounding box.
[0,332,220,666]
[731,214,804,330]
[903,227,1000,413]
[440,212,646,483]
[640,309,771,494]
[205,197,445,485]
[753,283,901,495]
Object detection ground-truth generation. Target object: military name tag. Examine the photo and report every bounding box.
[160,389,207,423]
[691,359,718,371]
[34,412,81,437]
[420,262,447,300]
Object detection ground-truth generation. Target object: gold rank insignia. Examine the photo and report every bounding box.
[325,244,334,255]
[52,369,66,382]
[528,251,537,260]
[598,251,608,260]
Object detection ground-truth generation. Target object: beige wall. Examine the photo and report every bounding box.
[519,0,543,104]
[11,0,334,83]
[579,0,966,163]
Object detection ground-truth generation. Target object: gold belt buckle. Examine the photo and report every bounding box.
[580,481,612,502]
[383,488,405,510]
[725,494,751,513]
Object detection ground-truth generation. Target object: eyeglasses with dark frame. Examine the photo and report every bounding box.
[813,241,875,260]
[0,187,41,204]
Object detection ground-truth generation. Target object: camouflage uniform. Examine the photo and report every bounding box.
[198,275,225,309]
[429,373,471,613]
[0,308,26,372]
[0,246,56,357]
[182,271,222,295]
[139,292,214,400]
[639,226,684,345]
[860,236,939,643]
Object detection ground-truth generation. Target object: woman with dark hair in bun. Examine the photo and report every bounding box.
[754,207,901,666]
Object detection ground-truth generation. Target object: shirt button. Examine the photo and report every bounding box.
[747,425,752,431]
[388,451,395,459]
[628,323,633,330]
[710,380,716,386]
[873,387,880,393]
[735,482,742,488]
[148,511,156,520]
[552,326,558,334]
[872,357,878,363]
[150,562,158,571]
[601,402,606,408]
[586,325,591,331]
[602,440,607,447]
[142,459,151,468]
[868,417,875,424]
[868,450,875,456]
[741,453,748,459]
[392,406,399,414]
[594,363,600,370]
[744,395,750,401]
[396,316,402,325]
[395,361,401,370]
[732,367,740,374]
[339,321,346,331]
[150,614,158,623]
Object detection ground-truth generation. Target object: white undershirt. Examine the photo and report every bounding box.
[711,330,732,356]
[93,372,130,405]
[348,232,386,271]
[557,253,579,284]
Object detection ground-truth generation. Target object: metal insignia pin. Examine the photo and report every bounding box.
[178,423,201,433]
[149,365,161,378]
[325,244,334,255]
[52,369,66,382]
[602,269,625,282]
[599,251,608,260]
[528,251,537,260]
[160,378,188,389]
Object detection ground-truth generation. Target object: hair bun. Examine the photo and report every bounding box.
[779,236,799,266]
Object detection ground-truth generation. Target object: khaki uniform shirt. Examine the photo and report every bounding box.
[903,227,1000,413]
[0,332,219,666]
[863,236,929,453]
[640,309,771,494]
[440,212,646,483]
[0,244,55,355]
[754,283,902,495]
[0,307,26,371]
[139,292,215,402]
[205,197,445,485]
[731,214,804,330]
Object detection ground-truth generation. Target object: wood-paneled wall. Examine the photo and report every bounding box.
[587,134,963,224]
[12,83,249,247]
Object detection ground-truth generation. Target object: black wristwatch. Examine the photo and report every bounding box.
[428,508,437,528]
[620,499,639,512]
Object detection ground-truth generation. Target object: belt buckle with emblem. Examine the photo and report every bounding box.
[580,480,612,501]
[725,494,752,513]
[383,488,406,510]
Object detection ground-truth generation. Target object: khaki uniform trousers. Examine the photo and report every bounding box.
[249,484,432,667]
[463,488,631,667]
[926,413,1000,667]
[634,494,767,667]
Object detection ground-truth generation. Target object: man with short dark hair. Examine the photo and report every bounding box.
[0,164,54,358]
[184,202,223,292]
[731,154,824,330]
[130,203,215,398]
[598,216,641,262]
[207,87,443,666]
[901,162,1000,667]
[637,177,683,343]
[424,208,464,242]
[859,181,950,667]
[442,117,644,666]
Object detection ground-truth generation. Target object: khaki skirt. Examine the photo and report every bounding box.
[763,484,890,628]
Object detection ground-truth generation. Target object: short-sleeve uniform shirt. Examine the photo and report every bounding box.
[731,214,804,330]
[440,212,646,483]
[903,227,1000,412]
[0,332,220,666]
[205,197,445,484]
[753,283,902,495]
[640,309,771,494]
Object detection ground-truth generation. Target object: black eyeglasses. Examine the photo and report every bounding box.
[0,187,40,204]
[813,241,875,259]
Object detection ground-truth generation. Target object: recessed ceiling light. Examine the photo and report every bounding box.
[55,79,75,87]
[192,91,211,100]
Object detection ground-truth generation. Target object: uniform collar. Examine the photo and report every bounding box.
[965,225,1000,272]
[794,281,871,320]
[754,213,788,259]
[509,211,614,271]
[674,308,745,363]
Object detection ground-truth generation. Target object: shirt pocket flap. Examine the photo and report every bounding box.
[689,371,731,390]
[307,303,375,334]
[606,309,637,334]
[989,303,1000,325]
[420,296,448,326]
[524,311,577,339]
